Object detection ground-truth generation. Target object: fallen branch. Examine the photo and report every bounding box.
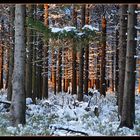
[0,100,11,105]
[50,126,89,136]
[0,100,29,110]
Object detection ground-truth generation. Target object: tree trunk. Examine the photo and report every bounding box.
[84,5,90,94]
[36,36,43,99]
[118,4,128,116]
[111,45,114,92]
[36,5,43,99]
[64,66,69,92]
[115,29,119,103]
[42,4,49,98]
[63,48,69,93]
[54,51,57,95]
[78,5,85,101]
[32,33,37,103]
[25,5,34,98]
[72,5,77,95]
[32,5,37,103]
[95,43,101,91]
[100,16,106,97]
[0,19,4,90]
[52,49,57,94]
[120,4,137,129]
[10,4,26,126]
[57,48,62,93]
[138,59,140,93]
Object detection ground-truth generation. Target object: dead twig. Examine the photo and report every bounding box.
[50,126,89,136]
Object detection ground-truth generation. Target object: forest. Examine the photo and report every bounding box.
[0,3,140,136]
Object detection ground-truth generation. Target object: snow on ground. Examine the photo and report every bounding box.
[0,89,140,136]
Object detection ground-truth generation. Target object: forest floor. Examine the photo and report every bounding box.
[0,88,140,136]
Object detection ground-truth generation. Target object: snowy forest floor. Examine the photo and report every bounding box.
[0,89,140,136]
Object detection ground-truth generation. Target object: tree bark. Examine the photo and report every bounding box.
[84,4,90,94]
[10,4,26,126]
[95,43,101,91]
[63,48,69,93]
[78,5,85,101]
[25,5,34,98]
[42,4,49,98]
[100,16,106,97]
[36,5,43,99]
[72,5,77,95]
[118,4,128,116]
[57,48,62,93]
[32,5,37,103]
[120,4,137,129]
[115,29,119,103]
[0,19,4,90]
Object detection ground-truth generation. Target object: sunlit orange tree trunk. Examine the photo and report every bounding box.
[42,4,49,98]
[100,16,106,97]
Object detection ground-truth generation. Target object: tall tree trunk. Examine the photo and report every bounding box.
[118,4,128,116]
[115,29,119,103]
[5,48,9,89]
[100,16,106,97]
[95,43,101,90]
[54,50,57,95]
[0,19,4,89]
[78,5,85,101]
[63,48,69,93]
[111,44,114,92]
[72,5,77,95]
[120,4,137,129]
[32,33,37,103]
[138,59,140,93]
[25,5,33,98]
[36,36,43,99]
[57,48,62,93]
[10,4,26,126]
[42,4,49,98]
[36,5,43,99]
[64,68,69,93]
[32,5,37,103]
[84,4,90,94]
[52,49,57,94]
[0,45,3,90]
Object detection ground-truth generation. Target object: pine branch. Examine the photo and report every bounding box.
[26,17,99,42]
